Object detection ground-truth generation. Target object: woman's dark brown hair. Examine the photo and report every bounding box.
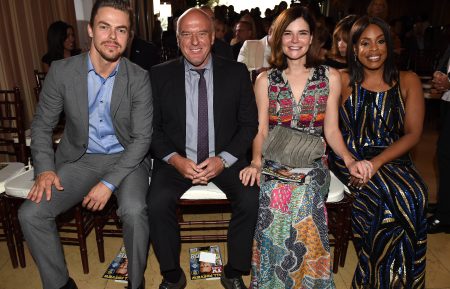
[269,6,320,70]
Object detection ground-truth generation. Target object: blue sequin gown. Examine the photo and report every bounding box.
[329,83,427,288]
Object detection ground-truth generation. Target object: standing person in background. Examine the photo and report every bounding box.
[240,6,370,289]
[329,16,427,288]
[325,15,358,69]
[149,8,258,289]
[42,21,81,72]
[19,1,152,289]
[427,43,450,233]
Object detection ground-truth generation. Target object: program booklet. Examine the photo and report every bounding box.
[189,245,223,280]
[102,244,128,283]
[261,160,309,183]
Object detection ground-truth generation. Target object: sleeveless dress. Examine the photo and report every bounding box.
[251,66,335,289]
[329,83,427,288]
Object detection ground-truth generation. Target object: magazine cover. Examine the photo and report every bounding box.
[189,245,223,280]
[102,244,128,283]
[262,160,309,183]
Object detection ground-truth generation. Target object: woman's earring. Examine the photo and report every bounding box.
[354,53,358,62]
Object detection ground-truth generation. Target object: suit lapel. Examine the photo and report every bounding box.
[174,57,187,136]
[74,54,89,136]
[110,60,127,118]
[212,56,225,134]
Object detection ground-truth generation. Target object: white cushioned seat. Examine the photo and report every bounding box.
[0,162,26,193]
[326,171,347,203]
[181,182,226,200]
[180,172,346,202]
[4,168,34,198]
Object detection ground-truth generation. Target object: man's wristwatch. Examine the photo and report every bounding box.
[218,155,229,168]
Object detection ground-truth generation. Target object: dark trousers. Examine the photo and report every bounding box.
[436,101,450,224]
[148,161,259,274]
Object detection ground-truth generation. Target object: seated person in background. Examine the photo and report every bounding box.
[200,5,234,60]
[325,14,358,69]
[42,20,81,72]
[231,20,254,60]
[215,18,228,41]
[237,24,273,83]
[19,1,152,289]
[314,24,332,61]
[149,8,258,289]
[128,35,160,71]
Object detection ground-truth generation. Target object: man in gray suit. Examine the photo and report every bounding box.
[18,1,152,289]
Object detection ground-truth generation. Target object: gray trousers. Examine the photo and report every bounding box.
[18,153,150,289]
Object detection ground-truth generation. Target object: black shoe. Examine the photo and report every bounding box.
[126,277,145,289]
[220,275,248,289]
[60,277,77,289]
[159,270,186,289]
[428,216,450,234]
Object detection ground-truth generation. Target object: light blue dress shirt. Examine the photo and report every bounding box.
[86,55,124,191]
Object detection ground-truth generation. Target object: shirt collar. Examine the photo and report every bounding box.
[184,54,212,72]
[87,53,120,79]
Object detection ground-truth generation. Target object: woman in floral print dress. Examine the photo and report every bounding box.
[239,7,371,289]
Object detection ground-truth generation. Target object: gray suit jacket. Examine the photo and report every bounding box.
[31,53,153,188]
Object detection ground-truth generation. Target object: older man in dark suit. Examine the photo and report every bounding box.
[149,8,258,289]
[18,1,152,289]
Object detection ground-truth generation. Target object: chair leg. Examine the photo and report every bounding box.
[94,212,105,263]
[339,205,353,267]
[74,206,89,274]
[10,198,26,268]
[1,198,18,268]
[332,230,341,274]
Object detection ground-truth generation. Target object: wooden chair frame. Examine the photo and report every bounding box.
[0,194,18,268]
[0,87,27,163]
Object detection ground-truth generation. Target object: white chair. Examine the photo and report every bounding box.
[0,162,25,268]
[178,183,230,242]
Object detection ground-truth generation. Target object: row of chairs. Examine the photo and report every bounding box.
[0,70,354,275]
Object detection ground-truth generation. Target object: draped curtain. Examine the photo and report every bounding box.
[0,0,77,127]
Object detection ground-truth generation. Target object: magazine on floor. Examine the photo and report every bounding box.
[102,244,128,283]
[189,245,223,280]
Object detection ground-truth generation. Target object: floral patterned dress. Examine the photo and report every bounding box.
[251,66,335,289]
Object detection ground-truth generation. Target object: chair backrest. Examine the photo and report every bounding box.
[33,70,46,102]
[0,87,27,163]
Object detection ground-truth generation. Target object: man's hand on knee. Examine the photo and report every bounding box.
[27,171,63,203]
[82,182,112,211]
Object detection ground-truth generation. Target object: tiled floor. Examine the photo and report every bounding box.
[1,121,449,289]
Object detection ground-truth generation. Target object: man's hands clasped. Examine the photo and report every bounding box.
[169,154,225,185]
